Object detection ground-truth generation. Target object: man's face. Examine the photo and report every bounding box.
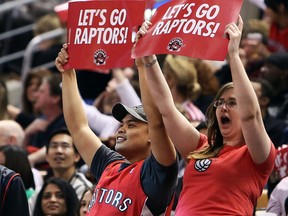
[34,81,51,111]
[46,133,79,171]
[115,114,150,162]
[34,80,59,112]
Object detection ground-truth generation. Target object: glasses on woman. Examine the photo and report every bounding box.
[213,98,237,109]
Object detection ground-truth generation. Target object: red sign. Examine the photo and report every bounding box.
[274,145,288,180]
[133,0,243,61]
[65,0,146,72]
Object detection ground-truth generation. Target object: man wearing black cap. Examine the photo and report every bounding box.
[55,44,178,216]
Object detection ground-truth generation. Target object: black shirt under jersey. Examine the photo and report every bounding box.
[90,145,178,215]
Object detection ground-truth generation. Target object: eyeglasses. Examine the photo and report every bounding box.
[213,98,237,109]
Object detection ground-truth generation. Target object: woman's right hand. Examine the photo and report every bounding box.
[225,15,243,57]
[55,43,69,73]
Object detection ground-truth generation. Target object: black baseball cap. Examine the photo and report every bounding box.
[266,52,288,70]
[112,103,147,123]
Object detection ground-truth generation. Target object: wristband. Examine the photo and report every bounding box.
[144,58,157,68]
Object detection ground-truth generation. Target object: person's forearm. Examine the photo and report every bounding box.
[143,55,175,116]
[229,54,260,119]
[83,101,119,138]
[28,146,46,167]
[116,79,141,106]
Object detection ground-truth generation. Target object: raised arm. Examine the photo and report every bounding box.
[227,16,272,163]
[55,44,102,167]
[136,56,176,166]
[136,21,200,159]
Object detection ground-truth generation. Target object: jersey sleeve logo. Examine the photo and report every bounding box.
[194,159,212,172]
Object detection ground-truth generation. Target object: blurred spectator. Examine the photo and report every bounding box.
[240,21,271,78]
[0,119,43,193]
[79,187,94,216]
[259,52,288,124]
[24,73,66,168]
[0,145,36,200]
[0,165,29,216]
[0,80,9,120]
[251,78,287,148]
[266,176,288,215]
[31,13,64,73]
[33,177,79,216]
[162,54,205,126]
[0,120,24,147]
[8,69,52,128]
[264,0,288,52]
[0,0,65,74]
[190,58,220,113]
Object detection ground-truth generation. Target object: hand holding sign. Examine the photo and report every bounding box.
[65,0,146,72]
[133,0,243,61]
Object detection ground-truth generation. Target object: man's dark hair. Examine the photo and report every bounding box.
[44,74,62,108]
[264,0,288,12]
[46,127,78,154]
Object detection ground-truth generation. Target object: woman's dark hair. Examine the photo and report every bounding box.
[0,145,35,190]
[46,127,78,154]
[188,82,234,160]
[33,177,79,216]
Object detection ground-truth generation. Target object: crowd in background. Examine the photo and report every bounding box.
[0,0,288,215]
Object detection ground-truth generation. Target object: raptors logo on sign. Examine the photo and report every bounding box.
[167,37,184,52]
[194,159,212,172]
[93,49,108,66]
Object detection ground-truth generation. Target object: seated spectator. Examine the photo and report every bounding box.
[0,80,9,120]
[0,165,29,216]
[259,52,288,124]
[191,58,220,114]
[162,54,205,126]
[251,78,287,148]
[44,128,92,199]
[33,177,79,216]
[0,119,43,190]
[8,68,52,129]
[264,0,288,52]
[0,120,25,147]
[266,176,288,215]
[0,145,36,200]
[79,187,94,216]
[29,127,92,214]
[24,73,66,168]
[31,13,64,73]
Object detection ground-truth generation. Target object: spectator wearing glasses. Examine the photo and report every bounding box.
[135,16,276,215]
